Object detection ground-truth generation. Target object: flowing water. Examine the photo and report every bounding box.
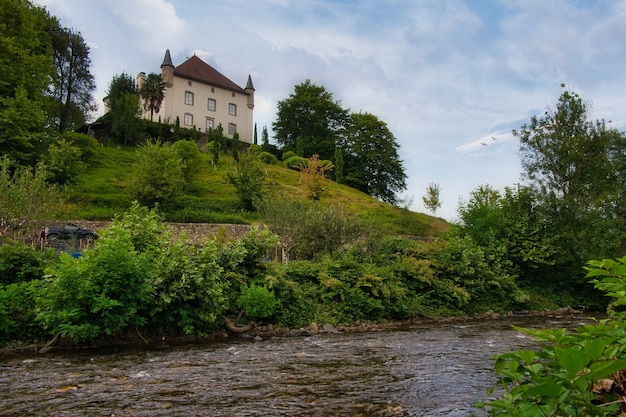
[0,315,593,417]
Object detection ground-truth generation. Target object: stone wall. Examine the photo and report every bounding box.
[79,221,253,245]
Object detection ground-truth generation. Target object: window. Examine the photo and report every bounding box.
[208,98,216,111]
[184,91,194,106]
[228,103,237,116]
[184,113,193,126]
[228,123,237,135]
[206,117,214,131]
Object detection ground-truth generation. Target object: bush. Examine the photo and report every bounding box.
[281,151,296,161]
[284,155,307,170]
[148,239,229,335]
[37,229,157,342]
[247,144,262,156]
[129,139,185,207]
[174,139,201,182]
[258,151,278,165]
[60,132,100,162]
[0,242,52,284]
[237,285,279,320]
[40,139,86,184]
[0,280,48,345]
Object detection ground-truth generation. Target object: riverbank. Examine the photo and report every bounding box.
[0,307,585,358]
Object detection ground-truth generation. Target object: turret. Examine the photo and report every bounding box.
[136,72,146,90]
[245,74,255,109]
[161,49,174,88]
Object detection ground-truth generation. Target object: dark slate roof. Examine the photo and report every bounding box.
[245,74,255,91]
[174,54,247,94]
[161,49,174,68]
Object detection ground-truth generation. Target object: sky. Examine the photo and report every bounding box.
[35,0,626,221]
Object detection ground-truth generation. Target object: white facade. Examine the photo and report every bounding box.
[139,50,255,144]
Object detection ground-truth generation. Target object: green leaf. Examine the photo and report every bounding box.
[589,360,626,379]
[583,337,611,360]
[523,382,566,398]
[555,347,590,376]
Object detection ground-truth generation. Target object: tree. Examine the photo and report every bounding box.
[455,184,557,290]
[340,112,407,205]
[129,140,185,207]
[231,131,242,162]
[514,88,626,265]
[49,26,96,133]
[0,0,56,163]
[422,183,441,216]
[138,73,164,122]
[254,123,258,145]
[225,152,265,211]
[262,125,269,146]
[173,139,201,183]
[105,72,136,105]
[208,124,225,168]
[105,73,143,144]
[272,79,348,161]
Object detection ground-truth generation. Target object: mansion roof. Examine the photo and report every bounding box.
[171,54,248,95]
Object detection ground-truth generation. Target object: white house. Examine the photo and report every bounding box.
[138,49,255,143]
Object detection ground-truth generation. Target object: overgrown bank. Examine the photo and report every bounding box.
[0,203,576,350]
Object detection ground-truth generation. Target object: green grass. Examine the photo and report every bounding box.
[57,144,449,237]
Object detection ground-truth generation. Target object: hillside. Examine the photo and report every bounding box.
[57,144,449,238]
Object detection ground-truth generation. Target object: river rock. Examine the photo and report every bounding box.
[322,323,339,333]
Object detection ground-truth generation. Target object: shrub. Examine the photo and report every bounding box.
[40,139,86,184]
[174,139,202,182]
[284,155,307,170]
[258,151,278,165]
[37,228,157,342]
[247,144,262,156]
[129,139,185,207]
[281,150,296,161]
[0,242,52,284]
[148,239,228,335]
[225,153,265,212]
[237,284,279,320]
[0,280,48,345]
[60,132,99,162]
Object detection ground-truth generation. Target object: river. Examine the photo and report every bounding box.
[0,314,593,417]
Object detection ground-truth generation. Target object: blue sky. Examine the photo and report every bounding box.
[36,0,626,220]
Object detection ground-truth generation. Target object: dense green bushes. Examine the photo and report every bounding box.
[0,201,605,347]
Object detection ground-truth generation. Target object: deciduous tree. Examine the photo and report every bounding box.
[340,112,407,205]
[272,79,348,161]
[514,88,626,265]
[0,0,56,162]
[105,73,143,144]
[422,183,441,216]
[49,26,96,133]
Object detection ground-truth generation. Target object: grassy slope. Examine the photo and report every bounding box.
[59,145,449,237]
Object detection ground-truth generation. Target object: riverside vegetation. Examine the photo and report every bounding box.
[2,2,626,413]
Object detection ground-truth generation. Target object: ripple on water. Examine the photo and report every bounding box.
[0,315,596,416]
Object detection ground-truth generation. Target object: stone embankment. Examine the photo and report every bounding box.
[68,221,252,245]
